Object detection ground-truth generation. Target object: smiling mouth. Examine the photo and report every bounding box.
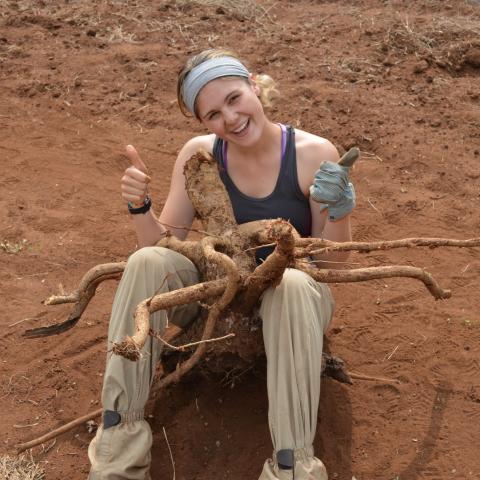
[231,119,249,135]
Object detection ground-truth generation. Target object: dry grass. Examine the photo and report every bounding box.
[0,373,34,405]
[0,454,45,480]
[383,17,437,56]
[375,12,480,72]
[0,0,276,50]
[0,239,28,254]
[175,0,270,22]
[105,25,140,44]
[381,14,480,56]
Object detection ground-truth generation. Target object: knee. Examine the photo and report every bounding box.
[122,247,175,284]
[126,246,168,270]
[275,269,313,294]
[260,269,333,331]
[260,269,314,315]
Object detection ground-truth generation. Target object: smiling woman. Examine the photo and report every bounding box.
[197,76,266,144]
[88,48,357,480]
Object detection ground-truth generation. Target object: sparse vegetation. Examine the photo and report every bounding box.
[0,454,44,480]
[0,239,27,254]
[175,0,266,21]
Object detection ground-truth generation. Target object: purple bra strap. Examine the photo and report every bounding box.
[222,139,228,170]
[222,123,287,172]
[280,123,287,160]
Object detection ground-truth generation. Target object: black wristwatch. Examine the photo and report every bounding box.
[128,196,152,215]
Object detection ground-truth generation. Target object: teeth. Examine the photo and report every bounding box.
[232,121,248,133]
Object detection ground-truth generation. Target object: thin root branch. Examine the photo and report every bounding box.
[349,372,400,384]
[150,328,235,351]
[16,409,102,453]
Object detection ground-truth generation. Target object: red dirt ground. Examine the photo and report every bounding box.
[1,0,479,479]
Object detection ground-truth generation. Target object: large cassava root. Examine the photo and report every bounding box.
[18,148,480,453]
[151,149,478,384]
[25,149,480,364]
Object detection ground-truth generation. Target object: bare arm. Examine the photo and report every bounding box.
[311,208,352,268]
[157,138,205,241]
[296,131,353,268]
[124,136,213,247]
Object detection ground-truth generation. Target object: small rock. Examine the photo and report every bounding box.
[382,55,394,67]
[86,420,98,434]
[413,60,429,74]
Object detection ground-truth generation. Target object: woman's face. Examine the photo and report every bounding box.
[195,76,266,147]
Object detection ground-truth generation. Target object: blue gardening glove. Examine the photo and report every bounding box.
[310,161,356,221]
[310,161,350,204]
[317,183,356,220]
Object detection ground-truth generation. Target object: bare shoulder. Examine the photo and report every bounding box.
[294,128,340,171]
[176,134,216,166]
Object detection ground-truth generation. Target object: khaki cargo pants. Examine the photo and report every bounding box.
[88,246,334,480]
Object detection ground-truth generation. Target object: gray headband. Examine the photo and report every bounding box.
[181,56,250,115]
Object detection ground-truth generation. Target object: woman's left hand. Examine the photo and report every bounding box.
[310,161,356,221]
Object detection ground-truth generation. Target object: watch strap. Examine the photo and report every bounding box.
[128,196,152,214]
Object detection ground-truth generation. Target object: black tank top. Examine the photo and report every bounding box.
[213,125,311,261]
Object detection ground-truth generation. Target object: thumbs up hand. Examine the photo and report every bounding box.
[310,148,359,221]
[121,145,151,207]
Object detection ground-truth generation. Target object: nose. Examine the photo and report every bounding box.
[223,106,238,126]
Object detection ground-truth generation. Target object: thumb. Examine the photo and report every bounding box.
[338,147,359,168]
[126,144,148,174]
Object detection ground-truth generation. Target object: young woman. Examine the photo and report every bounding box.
[88,49,355,480]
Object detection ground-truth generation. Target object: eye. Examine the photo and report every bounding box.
[228,94,240,104]
[208,111,219,121]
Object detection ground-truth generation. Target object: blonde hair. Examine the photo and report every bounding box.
[177,48,279,118]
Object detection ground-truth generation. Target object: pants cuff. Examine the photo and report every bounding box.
[272,446,314,467]
[118,409,145,423]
